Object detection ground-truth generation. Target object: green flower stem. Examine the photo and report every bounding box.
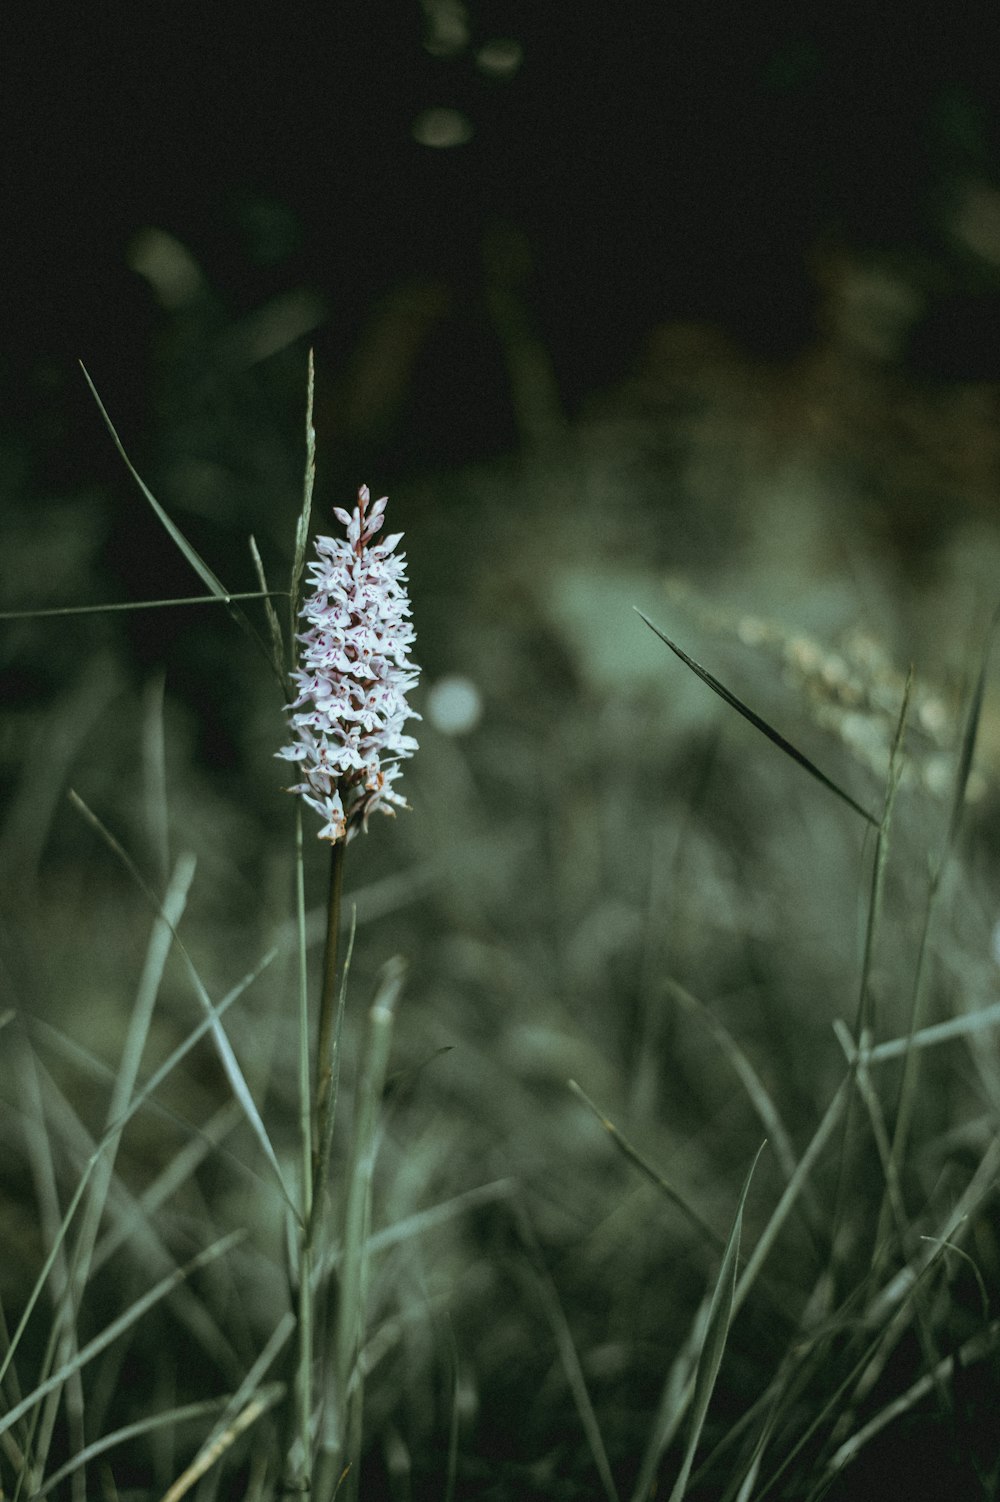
[315,838,346,1170]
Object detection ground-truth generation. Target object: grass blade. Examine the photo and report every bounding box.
[522,1255,620,1502]
[0,957,272,1398]
[158,1383,285,1502]
[34,858,195,1492]
[855,667,912,1044]
[30,1397,230,1500]
[68,790,295,1216]
[666,1142,766,1502]
[249,534,287,686]
[667,980,818,1220]
[288,349,317,636]
[826,1317,1000,1482]
[568,1080,724,1252]
[0,590,285,622]
[885,609,999,1200]
[79,363,271,663]
[941,602,999,863]
[80,363,230,601]
[0,1232,245,1442]
[734,1082,847,1318]
[635,610,878,828]
[332,959,405,1500]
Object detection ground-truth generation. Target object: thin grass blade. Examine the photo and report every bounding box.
[80,364,229,600]
[79,363,273,664]
[855,667,912,1043]
[311,905,357,1246]
[524,1258,620,1502]
[30,1397,230,1500]
[668,981,815,1211]
[630,1299,708,1502]
[886,612,999,1198]
[31,1063,244,1383]
[34,858,194,1492]
[249,534,287,684]
[666,1142,766,1502]
[0,952,273,1396]
[0,591,284,622]
[635,610,878,827]
[68,790,295,1215]
[334,960,405,1499]
[0,1232,245,1441]
[942,602,999,862]
[443,1320,461,1502]
[72,856,195,1290]
[142,674,170,890]
[158,1383,285,1502]
[91,1102,242,1273]
[568,1079,724,1252]
[734,1081,847,1318]
[826,1316,1000,1482]
[288,349,317,635]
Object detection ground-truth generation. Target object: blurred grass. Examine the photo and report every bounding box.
[3,253,1000,1498]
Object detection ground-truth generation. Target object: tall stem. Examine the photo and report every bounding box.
[286,807,314,1495]
[315,838,346,1159]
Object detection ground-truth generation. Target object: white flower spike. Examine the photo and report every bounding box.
[277,485,420,842]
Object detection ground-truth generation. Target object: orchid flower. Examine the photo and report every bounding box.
[277,485,420,841]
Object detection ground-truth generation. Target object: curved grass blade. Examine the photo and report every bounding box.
[635,610,878,828]
[666,1142,766,1502]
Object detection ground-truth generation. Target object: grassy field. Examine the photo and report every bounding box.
[2,340,1000,1501]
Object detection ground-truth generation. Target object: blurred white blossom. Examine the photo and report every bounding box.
[277,485,420,841]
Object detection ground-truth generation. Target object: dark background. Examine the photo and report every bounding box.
[4,0,1000,498]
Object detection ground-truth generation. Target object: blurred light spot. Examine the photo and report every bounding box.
[737,615,769,648]
[412,108,473,149]
[476,38,523,78]
[128,228,203,309]
[427,675,482,735]
[953,181,1000,267]
[421,0,469,56]
[922,755,954,799]
[918,696,949,737]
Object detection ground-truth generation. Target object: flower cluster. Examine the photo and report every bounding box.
[277,485,420,842]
